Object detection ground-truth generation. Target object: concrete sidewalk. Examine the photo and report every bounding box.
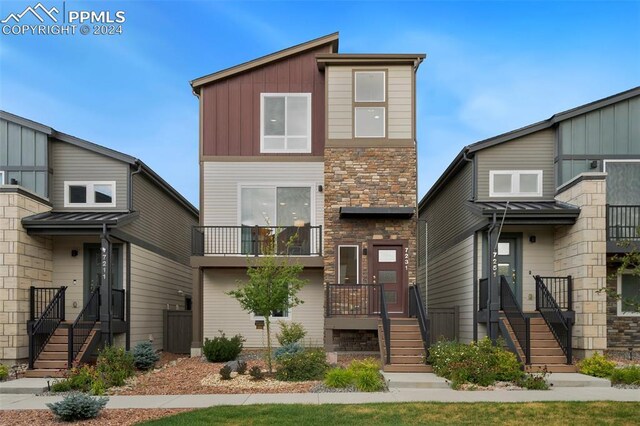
[1,387,639,410]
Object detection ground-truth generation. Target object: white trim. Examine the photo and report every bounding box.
[260,93,312,154]
[64,181,116,207]
[603,159,640,172]
[354,107,386,138]
[354,71,386,102]
[0,171,4,185]
[338,244,360,284]
[489,170,543,197]
[617,271,640,317]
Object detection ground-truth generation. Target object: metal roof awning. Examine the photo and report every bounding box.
[22,211,138,233]
[339,207,415,219]
[467,200,580,225]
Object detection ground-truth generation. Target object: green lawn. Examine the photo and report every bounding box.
[141,402,640,425]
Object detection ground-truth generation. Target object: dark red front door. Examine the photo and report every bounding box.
[371,244,406,315]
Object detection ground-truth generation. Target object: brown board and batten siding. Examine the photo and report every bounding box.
[475,128,556,200]
[201,44,330,157]
[50,140,129,211]
[120,173,198,265]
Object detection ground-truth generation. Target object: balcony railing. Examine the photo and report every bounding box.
[325,284,380,317]
[608,205,640,241]
[192,225,322,256]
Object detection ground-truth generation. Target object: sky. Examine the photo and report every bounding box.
[1,0,639,207]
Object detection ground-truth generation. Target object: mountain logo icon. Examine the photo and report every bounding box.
[1,3,59,24]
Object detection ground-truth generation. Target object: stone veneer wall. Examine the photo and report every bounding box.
[0,188,53,365]
[606,263,640,348]
[323,147,417,285]
[554,173,608,358]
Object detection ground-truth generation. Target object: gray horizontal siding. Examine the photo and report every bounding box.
[50,141,128,210]
[121,173,197,265]
[476,128,556,200]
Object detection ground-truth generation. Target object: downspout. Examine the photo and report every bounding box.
[125,163,142,349]
[462,149,479,341]
[129,163,143,211]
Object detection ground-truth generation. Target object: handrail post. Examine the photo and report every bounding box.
[30,286,35,321]
[567,320,573,364]
[567,275,573,311]
[318,225,322,256]
[525,316,531,365]
[61,287,66,321]
[68,326,73,368]
[534,276,540,311]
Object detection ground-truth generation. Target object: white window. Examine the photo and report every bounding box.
[617,272,640,316]
[355,107,385,138]
[489,171,543,197]
[64,181,116,207]
[260,93,311,153]
[355,71,385,102]
[338,245,359,284]
[0,171,5,185]
[252,307,290,320]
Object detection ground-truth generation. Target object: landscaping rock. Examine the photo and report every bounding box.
[224,360,240,372]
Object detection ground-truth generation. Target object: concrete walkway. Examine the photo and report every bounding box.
[1,387,639,410]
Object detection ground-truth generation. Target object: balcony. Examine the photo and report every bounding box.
[192,225,322,257]
[607,205,640,249]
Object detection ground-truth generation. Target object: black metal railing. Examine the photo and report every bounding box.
[535,276,572,364]
[325,284,380,316]
[409,284,430,354]
[608,205,640,241]
[68,287,100,368]
[535,276,572,310]
[500,276,530,364]
[379,283,391,365]
[192,225,322,256]
[29,286,66,369]
[112,289,125,320]
[30,287,60,321]
[479,278,488,310]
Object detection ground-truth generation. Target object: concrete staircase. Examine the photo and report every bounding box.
[378,318,432,373]
[501,316,577,373]
[24,323,100,378]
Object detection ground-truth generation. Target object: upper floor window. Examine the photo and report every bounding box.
[489,170,543,197]
[260,93,311,153]
[618,272,640,316]
[64,181,116,207]
[354,71,386,138]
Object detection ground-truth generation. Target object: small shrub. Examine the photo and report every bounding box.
[219,365,233,380]
[610,365,640,385]
[276,321,307,346]
[354,369,385,392]
[324,368,355,388]
[493,346,524,382]
[50,380,72,393]
[578,352,616,378]
[274,342,304,360]
[97,345,135,388]
[0,364,8,381]
[61,365,99,393]
[132,341,160,371]
[275,348,328,382]
[348,358,380,373]
[249,366,264,380]
[203,332,245,362]
[47,392,108,422]
[236,360,247,375]
[517,372,550,390]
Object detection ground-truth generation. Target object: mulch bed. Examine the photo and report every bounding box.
[0,409,191,426]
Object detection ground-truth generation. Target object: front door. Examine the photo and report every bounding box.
[496,236,522,307]
[84,244,122,319]
[371,244,406,315]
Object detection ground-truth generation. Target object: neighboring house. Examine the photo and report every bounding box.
[0,111,198,377]
[418,87,640,371]
[189,33,429,371]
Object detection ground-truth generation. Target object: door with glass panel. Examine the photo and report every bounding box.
[371,244,406,315]
[240,186,311,255]
[496,236,522,308]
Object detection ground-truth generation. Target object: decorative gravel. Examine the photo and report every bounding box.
[309,383,359,393]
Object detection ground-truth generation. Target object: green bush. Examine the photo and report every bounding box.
[274,342,304,360]
[249,366,264,380]
[429,337,524,388]
[354,369,385,392]
[97,345,135,388]
[132,341,160,371]
[578,352,616,378]
[51,380,72,393]
[203,332,245,362]
[219,365,233,380]
[276,321,307,346]
[236,360,247,375]
[47,392,108,422]
[275,348,328,381]
[348,358,380,373]
[517,373,550,390]
[51,365,101,394]
[610,366,640,385]
[324,368,355,388]
[0,364,8,381]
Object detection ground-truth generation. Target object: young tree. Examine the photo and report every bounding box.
[227,241,307,372]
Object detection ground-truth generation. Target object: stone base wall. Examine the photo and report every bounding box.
[554,174,608,358]
[0,188,53,365]
[332,330,379,352]
[606,264,640,349]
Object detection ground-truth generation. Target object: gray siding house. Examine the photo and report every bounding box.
[0,111,198,377]
[419,87,640,371]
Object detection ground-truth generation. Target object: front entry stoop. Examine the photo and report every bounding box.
[379,318,432,373]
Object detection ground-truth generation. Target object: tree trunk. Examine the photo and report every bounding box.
[265,316,272,373]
